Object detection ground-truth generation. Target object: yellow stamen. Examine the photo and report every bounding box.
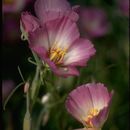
[84,108,99,128]
[49,46,67,65]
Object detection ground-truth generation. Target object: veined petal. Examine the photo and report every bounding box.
[66,85,94,123]
[64,38,96,66]
[91,106,109,128]
[45,17,80,49]
[28,27,50,51]
[91,91,114,128]
[35,0,71,14]
[86,83,113,110]
[35,0,77,22]
[44,58,80,77]
[20,12,40,33]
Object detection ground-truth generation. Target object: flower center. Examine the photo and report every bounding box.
[49,47,67,65]
[84,108,99,128]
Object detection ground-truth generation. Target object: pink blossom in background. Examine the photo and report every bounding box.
[3,0,32,13]
[79,8,110,38]
[28,17,96,77]
[117,0,129,17]
[3,15,20,43]
[66,83,113,129]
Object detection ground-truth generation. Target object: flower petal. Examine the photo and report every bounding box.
[86,83,113,110]
[45,17,80,49]
[20,11,40,33]
[35,0,71,16]
[42,56,80,77]
[91,91,114,128]
[64,38,96,66]
[28,27,50,51]
[34,0,78,22]
[66,85,94,123]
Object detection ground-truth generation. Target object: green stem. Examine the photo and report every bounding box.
[31,65,40,101]
[23,90,31,130]
[30,52,42,102]
[32,52,41,65]
[3,82,25,110]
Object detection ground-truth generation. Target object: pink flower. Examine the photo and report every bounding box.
[118,0,129,17]
[20,0,79,40]
[66,83,113,129]
[34,0,79,23]
[3,15,20,43]
[79,8,110,38]
[28,17,96,77]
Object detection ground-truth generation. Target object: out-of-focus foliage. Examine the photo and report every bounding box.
[2,0,129,130]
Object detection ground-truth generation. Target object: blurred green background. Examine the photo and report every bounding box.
[2,0,129,130]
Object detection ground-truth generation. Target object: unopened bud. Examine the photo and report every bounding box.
[24,82,30,93]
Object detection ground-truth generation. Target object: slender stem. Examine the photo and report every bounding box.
[3,82,25,110]
[32,52,41,65]
[23,90,31,130]
[31,65,40,101]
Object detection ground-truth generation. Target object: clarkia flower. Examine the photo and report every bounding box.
[79,8,110,38]
[20,0,79,40]
[66,83,113,129]
[28,17,96,77]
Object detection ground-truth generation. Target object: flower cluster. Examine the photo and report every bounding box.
[20,0,96,77]
[20,0,114,130]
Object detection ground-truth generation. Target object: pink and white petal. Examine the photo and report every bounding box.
[64,38,96,66]
[20,12,40,33]
[86,83,112,110]
[65,10,79,22]
[45,59,80,77]
[45,17,80,49]
[91,106,109,128]
[28,27,50,51]
[34,0,71,21]
[66,85,94,123]
[38,10,79,24]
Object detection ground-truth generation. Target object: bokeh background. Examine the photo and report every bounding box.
[2,0,129,130]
